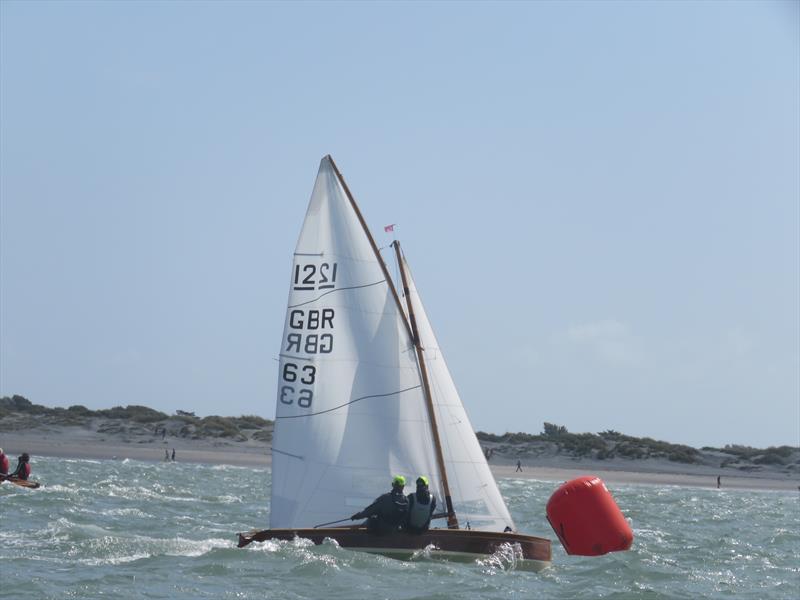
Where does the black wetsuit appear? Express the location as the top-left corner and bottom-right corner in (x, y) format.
(352, 489), (409, 534)
(8, 459), (30, 480)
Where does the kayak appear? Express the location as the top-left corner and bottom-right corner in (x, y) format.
(0, 478), (40, 489)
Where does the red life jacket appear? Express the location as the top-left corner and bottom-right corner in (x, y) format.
(0, 454), (9, 475)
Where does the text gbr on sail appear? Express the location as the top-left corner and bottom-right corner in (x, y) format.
(285, 308), (335, 354)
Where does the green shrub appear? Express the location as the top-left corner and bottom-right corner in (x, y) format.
(97, 405), (168, 423)
(543, 422), (568, 437)
(0, 395), (33, 410)
(754, 452), (787, 465)
(232, 415), (272, 429)
(252, 429), (273, 442)
(197, 416), (241, 438)
(616, 443), (645, 459)
(668, 448), (699, 464)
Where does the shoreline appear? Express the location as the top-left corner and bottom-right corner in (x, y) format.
(2, 431), (797, 491)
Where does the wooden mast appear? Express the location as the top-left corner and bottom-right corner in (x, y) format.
(325, 155), (413, 342)
(392, 240), (459, 529)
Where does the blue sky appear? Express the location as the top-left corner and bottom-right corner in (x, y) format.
(1, 1), (797, 448)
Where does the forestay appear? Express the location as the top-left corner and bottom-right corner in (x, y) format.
(400, 255), (516, 532)
(270, 156), (440, 529)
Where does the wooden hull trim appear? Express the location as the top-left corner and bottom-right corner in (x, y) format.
(1, 478), (40, 489)
(237, 527), (551, 570)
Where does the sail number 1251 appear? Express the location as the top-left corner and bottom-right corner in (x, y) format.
(280, 362), (316, 408)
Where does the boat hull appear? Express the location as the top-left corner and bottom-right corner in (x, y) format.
(1, 478), (40, 489)
(238, 527), (551, 570)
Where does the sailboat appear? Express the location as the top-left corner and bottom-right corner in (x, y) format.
(237, 155), (551, 569)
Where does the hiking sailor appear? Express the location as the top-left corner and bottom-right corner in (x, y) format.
(350, 475), (409, 534)
(406, 475), (437, 533)
(7, 453), (31, 480)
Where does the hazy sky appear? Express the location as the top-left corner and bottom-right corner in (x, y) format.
(1, 1), (798, 448)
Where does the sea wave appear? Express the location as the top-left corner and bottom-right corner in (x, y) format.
(1, 456), (797, 600)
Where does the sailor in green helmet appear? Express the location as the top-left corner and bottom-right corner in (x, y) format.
(350, 475), (409, 534)
(406, 476), (437, 533)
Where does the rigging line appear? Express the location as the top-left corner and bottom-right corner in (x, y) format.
(288, 279), (385, 309)
(275, 385), (422, 420)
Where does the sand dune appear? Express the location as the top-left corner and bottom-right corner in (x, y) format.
(2, 428), (797, 491)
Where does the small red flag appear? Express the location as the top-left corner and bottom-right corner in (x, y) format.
(384, 224), (395, 232)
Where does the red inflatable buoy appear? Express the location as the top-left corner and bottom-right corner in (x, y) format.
(546, 475), (633, 556)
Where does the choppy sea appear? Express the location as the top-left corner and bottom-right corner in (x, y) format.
(1, 456), (798, 599)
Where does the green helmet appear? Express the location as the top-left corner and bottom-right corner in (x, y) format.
(392, 475), (406, 487)
(416, 476), (429, 487)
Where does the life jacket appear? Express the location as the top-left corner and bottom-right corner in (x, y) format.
(407, 491), (436, 529)
(0, 454), (9, 475)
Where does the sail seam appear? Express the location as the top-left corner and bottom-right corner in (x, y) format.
(288, 280), (385, 308)
(275, 385), (422, 420)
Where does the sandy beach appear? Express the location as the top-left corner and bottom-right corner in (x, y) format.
(2, 429), (797, 491)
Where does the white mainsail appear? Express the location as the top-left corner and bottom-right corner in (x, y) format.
(400, 253), (516, 532)
(270, 157), (440, 529)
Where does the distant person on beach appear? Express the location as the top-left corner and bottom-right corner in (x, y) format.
(165, 449), (170, 461)
(0, 448), (9, 475)
(516, 460), (522, 472)
(7, 453), (31, 480)
(717, 475), (721, 489)
(350, 475), (409, 534)
(172, 448), (176, 461)
(406, 476), (437, 533)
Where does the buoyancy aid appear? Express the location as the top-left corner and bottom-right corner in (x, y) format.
(407, 491), (436, 529)
(0, 454), (9, 475)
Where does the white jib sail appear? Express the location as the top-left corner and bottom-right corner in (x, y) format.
(401, 254), (516, 532)
(270, 157), (440, 529)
